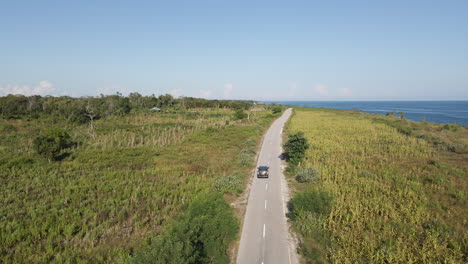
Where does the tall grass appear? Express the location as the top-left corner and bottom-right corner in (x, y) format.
(0, 108), (276, 263)
(287, 108), (467, 263)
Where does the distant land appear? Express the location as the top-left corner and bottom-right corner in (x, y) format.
(266, 101), (468, 126)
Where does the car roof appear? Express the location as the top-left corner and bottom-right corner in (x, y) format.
(258, 166), (269, 170)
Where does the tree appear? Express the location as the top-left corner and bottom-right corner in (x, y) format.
(158, 94), (175, 107)
(33, 128), (74, 162)
(283, 132), (309, 165)
(84, 99), (100, 139)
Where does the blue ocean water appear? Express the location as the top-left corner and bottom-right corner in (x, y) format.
(268, 101), (468, 126)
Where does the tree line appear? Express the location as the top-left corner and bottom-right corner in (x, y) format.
(0, 93), (254, 123)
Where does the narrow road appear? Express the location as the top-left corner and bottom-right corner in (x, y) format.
(237, 108), (297, 264)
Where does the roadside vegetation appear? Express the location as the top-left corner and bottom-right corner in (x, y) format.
(285, 107), (467, 263)
(0, 94), (280, 263)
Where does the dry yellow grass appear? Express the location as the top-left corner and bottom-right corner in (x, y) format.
(287, 107), (466, 263)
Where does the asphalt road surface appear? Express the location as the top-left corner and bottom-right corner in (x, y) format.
(237, 108), (297, 264)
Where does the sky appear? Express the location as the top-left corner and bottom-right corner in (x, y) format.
(1, 0), (467, 101)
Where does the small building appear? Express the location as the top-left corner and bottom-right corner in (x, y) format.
(150, 107), (161, 112)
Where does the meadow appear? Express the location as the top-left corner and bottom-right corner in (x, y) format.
(286, 107), (467, 263)
(0, 106), (277, 263)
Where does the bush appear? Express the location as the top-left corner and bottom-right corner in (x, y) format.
(233, 110), (248, 120)
(272, 106), (282, 114)
(33, 128), (74, 161)
(214, 173), (244, 194)
(289, 190), (333, 220)
(284, 132), (309, 165)
(296, 167), (320, 183)
(442, 123), (461, 132)
(132, 193), (238, 264)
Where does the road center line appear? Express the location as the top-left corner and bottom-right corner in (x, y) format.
(263, 224), (266, 238)
(265, 183), (268, 191)
(264, 200), (267, 209)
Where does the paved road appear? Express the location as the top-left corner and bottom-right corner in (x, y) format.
(237, 108), (297, 264)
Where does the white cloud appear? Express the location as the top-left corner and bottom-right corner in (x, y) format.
(170, 88), (182, 98)
(314, 84), (329, 95)
(0, 80), (56, 96)
(200, 90), (213, 99)
(339, 87), (352, 96)
(223, 83), (233, 98)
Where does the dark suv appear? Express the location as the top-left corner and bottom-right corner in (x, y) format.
(257, 166), (269, 178)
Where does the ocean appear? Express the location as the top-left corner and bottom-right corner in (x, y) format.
(267, 101), (468, 126)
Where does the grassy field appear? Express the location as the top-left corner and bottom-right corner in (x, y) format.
(286, 107), (467, 263)
(0, 108), (277, 263)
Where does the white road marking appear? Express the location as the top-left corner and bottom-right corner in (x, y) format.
(263, 224), (266, 238)
(265, 183), (268, 191)
(264, 200), (267, 209)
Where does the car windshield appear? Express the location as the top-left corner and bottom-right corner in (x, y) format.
(258, 166), (268, 171)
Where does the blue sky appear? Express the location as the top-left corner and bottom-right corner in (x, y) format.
(1, 0), (467, 100)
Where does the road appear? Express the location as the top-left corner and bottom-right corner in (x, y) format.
(237, 108), (297, 264)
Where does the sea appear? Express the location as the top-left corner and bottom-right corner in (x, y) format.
(267, 101), (468, 126)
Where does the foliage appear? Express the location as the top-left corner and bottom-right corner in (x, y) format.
(233, 109), (248, 120)
(0, 94), (255, 122)
(287, 107), (467, 263)
(283, 131), (309, 165)
(131, 193), (238, 264)
(33, 128), (74, 161)
(272, 106), (283, 114)
(289, 190), (333, 220)
(239, 138), (256, 167)
(442, 123), (461, 132)
(0, 123), (17, 133)
(295, 167), (320, 183)
(0, 106), (275, 263)
(214, 172), (244, 194)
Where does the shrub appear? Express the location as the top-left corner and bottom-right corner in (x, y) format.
(33, 128), (74, 161)
(233, 110), (247, 120)
(239, 138), (256, 167)
(214, 173), (244, 194)
(296, 167), (320, 183)
(239, 151), (252, 167)
(398, 112), (405, 119)
(272, 106), (282, 114)
(442, 123), (461, 132)
(284, 132), (309, 165)
(289, 190), (333, 220)
(132, 193), (238, 264)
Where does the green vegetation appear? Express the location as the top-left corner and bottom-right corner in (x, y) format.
(272, 106), (283, 114)
(295, 167), (320, 183)
(286, 107), (467, 263)
(0, 94), (277, 263)
(288, 190), (333, 220)
(131, 193), (238, 264)
(214, 173), (244, 194)
(233, 109), (248, 120)
(283, 131), (309, 165)
(33, 128), (75, 162)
